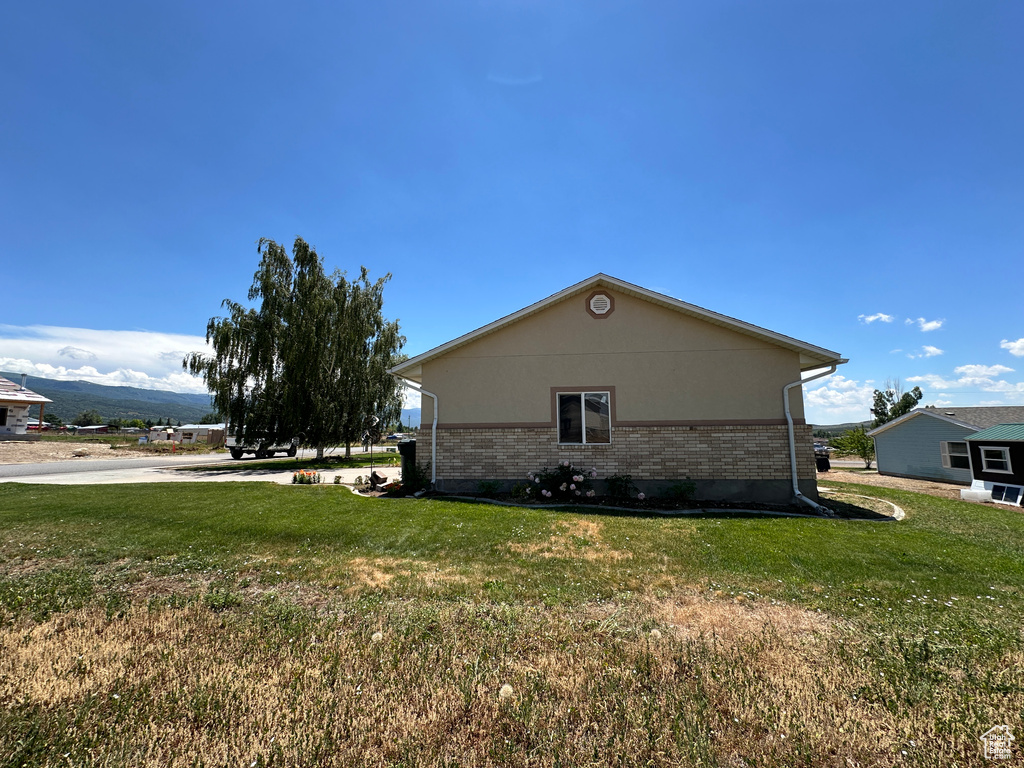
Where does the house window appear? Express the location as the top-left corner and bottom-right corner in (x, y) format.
(991, 485), (1022, 505)
(980, 446), (1012, 473)
(940, 441), (970, 470)
(558, 392), (610, 444)
(0, 407), (7, 427)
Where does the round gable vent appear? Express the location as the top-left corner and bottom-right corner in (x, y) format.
(586, 291), (614, 318)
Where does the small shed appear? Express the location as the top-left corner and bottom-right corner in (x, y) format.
(177, 423), (226, 446)
(0, 375), (53, 440)
(961, 424), (1024, 506)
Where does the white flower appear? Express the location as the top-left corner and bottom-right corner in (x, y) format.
(499, 684), (514, 700)
(560, 483), (567, 491)
(575, 490), (581, 496)
(561, 460), (569, 467)
(590, 470), (597, 479)
(586, 490), (595, 497)
(569, 484), (576, 490)
(573, 475), (583, 483)
(534, 478), (540, 483)
(371, 631), (383, 643)
(637, 493), (645, 500)
(542, 489), (552, 497)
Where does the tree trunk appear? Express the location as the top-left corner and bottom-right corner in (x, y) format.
(345, 442), (352, 459)
(317, 446), (325, 460)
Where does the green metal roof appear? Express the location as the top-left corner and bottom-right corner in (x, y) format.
(964, 423), (1024, 441)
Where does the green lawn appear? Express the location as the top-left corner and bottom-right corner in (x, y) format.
(1, 481), (1021, 766)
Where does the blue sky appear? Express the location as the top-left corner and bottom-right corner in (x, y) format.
(2, 1), (1022, 424)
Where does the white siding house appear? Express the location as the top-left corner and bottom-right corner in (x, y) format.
(0, 375), (53, 439)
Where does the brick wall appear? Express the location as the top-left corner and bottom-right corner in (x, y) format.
(419, 423), (816, 484)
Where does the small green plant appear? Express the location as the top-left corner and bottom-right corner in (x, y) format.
(292, 471), (322, 484)
(605, 473), (638, 500)
(666, 479), (697, 502)
(510, 482), (533, 501)
(402, 461), (432, 493)
(333, 475), (342, 484)
(203, 587), (244, 613)
(476, 480), (501, 497)
(528, 461), (597, 501)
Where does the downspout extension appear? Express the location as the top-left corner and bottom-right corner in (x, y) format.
(783, 362), (844, 516)
(390, 374), (438, 490)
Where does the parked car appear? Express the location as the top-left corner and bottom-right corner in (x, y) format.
(225, 434), (299, 460)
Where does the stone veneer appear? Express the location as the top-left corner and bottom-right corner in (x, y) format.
(418, 423), (818, 503)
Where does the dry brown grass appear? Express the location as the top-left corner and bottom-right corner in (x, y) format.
(507, 518), (635, 562)
(3, 591), (1016, 767)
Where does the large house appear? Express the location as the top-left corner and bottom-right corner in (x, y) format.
(0, 375), (52, 440)
(389, 275), (845, 506)
(868, 406), (1024, 485)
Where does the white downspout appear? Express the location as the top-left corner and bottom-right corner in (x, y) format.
(783, 361), (845, 515)
(390, 374), (438, 489)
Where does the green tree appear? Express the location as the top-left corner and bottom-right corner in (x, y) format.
(75, 409), (104, 427)
(125, 419), (147, 429)
(199, 412), (223, 424)
(831, 427), (876, 469)
(185, 237), (405, 460)
(871, 378), (924, 428)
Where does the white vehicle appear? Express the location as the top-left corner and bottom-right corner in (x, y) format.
(225, 434), (299, 460)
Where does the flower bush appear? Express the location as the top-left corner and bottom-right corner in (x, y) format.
(292, 470), (322, 485)
(527, 460), (597, 502)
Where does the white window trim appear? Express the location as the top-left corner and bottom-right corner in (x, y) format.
(940, 441), (971, 470)
(980, 446), (1013, 474)
(557, 391), (612, 446)
(990, 483), (1023, 506)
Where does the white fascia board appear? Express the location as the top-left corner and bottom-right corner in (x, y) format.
(389, 273), (844, 378)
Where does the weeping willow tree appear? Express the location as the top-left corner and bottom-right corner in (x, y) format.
(184, 237), (405, 459)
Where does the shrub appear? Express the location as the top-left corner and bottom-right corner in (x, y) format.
(476, 480), (501, 497)
(527, 461), (597, 501)
(605, 473), (638, 500)
(292, 471), (322, 485)
(666, 479), (697, 502)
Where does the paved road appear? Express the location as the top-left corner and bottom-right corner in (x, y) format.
(0, 446), (398, 486)
(0, 452), (238, 479)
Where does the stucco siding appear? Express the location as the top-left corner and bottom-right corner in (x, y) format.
(419, 289), (805, 426)
(873, 414), (973, 484)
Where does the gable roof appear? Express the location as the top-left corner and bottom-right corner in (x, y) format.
(0, 376), (52, 405)
(390, 274), (844, 381)
(867, 405), (1024, 437)
(964, 423), (1024, 442)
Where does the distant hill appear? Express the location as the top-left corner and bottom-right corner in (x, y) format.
(399, 408), (421, 429)
(811, 420), (872, 437)
(3, 372), (213, 425)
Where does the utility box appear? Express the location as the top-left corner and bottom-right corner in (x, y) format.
(398, 439), (416, 485)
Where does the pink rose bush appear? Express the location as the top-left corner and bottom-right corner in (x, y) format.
(527, 461), (597, 502)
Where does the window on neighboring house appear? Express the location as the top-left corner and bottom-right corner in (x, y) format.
(557, 392), (610, 444)
(940, 441), (970, 470)
(0, 407), (7, 426)
(980, 446), (1012, 473)
(991, 484), (1022, 505)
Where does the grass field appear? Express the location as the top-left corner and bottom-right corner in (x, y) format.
(1, 481), (1021, 766)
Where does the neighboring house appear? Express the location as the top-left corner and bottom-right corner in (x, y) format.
(868, 406), (1024, 485)
(77, 424), (110, 435)
(176, 423), (226, 446)
(389, 274), (845, 504)
(961, 424), (1024, 506)
(0, 375), (52, 440)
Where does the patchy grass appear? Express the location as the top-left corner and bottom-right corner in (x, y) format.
(0, 481), (1022, 766)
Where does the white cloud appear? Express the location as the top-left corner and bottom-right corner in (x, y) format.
(906, 317), (944, 332)
(0, 324), (212, 394)
(954, 364), (1013, 377)
(1001, 338), (1024, 357)
(907, 345), (944, 359)
(58, 345), (97, 361)
(906, 363), (1024, 404)
(858, 313), (894, 324)
(804, 375), (875, 422)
